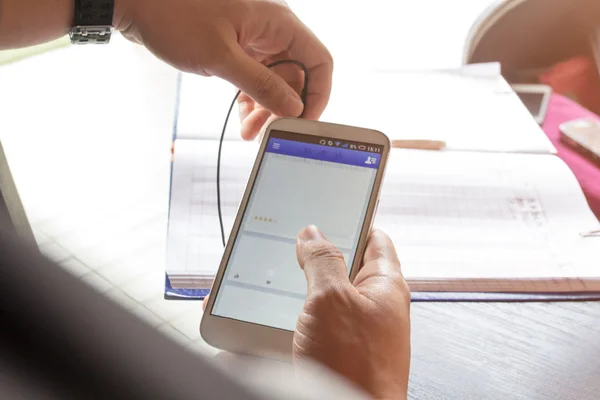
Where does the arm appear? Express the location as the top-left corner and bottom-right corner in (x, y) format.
(0, 0), (332, 146)
(0, 0), (128, 50)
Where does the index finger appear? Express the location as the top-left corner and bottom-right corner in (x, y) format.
(361, 229), (402, 273)
(352, 229), (408, 297)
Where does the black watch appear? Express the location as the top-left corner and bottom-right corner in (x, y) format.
(69, 0), (114, 44)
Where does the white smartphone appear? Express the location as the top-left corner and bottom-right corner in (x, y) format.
(200, 117), (390, 360)
(510, 83), (552, 125)
(560, 118), (600, 168)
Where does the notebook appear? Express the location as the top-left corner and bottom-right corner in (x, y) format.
(165, 65), (600, 300)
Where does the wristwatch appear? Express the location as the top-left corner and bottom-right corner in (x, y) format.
(69, 0), (114, 44)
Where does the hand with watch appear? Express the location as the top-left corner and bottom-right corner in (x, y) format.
(65, 0), (333, 141)
(0, 0), (330, 140)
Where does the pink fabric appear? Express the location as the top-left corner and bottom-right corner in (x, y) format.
(542, 94), (600, 220)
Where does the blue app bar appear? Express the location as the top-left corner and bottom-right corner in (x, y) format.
(266, 138), (380, 169)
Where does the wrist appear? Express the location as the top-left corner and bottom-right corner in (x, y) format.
(376, 392), (408, 400)
(0, 0), (74, 49)
(377, 393), (407, 400)
(372, 381), (408, 400)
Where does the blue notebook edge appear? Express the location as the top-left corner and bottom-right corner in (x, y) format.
(409, 291), (600, 302)
(164, 274), (209, 300)
(164, 273), (600, 302)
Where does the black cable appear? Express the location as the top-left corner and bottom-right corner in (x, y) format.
(217, 60), (309, 247)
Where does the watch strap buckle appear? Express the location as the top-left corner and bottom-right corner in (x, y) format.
(69, 26), (113, 44)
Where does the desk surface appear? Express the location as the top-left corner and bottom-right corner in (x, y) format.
(410, 302), (600, 399)
(1, 1), (599, 398)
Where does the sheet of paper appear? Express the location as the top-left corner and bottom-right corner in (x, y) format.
(319, 67), (555, 154)
(373, 149), (599, 288)
(165, 139), (258, 287)
(176, 64), (555, 154)
(165, 139), (599, 291)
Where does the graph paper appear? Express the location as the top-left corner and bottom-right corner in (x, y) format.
(373, 150), (599, 292)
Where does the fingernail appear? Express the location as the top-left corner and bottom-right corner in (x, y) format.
(299, 225), (323, 242)
(288, 92), (304, 116)
(238, 100), (252, 119)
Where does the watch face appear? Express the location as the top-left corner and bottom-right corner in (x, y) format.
(70, 26), (112, 44)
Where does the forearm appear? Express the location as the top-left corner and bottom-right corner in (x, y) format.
(0, 0), (129, 50)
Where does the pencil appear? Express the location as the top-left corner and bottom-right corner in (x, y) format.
(391, 139), (446, 151)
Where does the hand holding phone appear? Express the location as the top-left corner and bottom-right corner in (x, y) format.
(201, 118), (392, 359)
(202, 226), (411, 400)
(294, 226), (411, 400)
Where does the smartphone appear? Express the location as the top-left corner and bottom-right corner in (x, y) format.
(200, 118), (390, 359)
(560, 118), (600, 168)
(511, 84), (552, 125)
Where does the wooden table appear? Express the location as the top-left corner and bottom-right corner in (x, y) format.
(409, 302), (600, 399)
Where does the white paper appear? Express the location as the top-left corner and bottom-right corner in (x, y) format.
(176, 65), (555, 154)
(319, 67), (555, 154)
(374, 149), (599, 288)
(165, 139), (258, 286)
(166, 139), (599, 292)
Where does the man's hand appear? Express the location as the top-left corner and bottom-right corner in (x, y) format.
(1, 0), (331, 139)
(115, 0), (333, 140)
(294, 225), (411, 400)
(202, 226), (411, 400)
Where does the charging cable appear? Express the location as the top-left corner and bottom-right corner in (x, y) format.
(216, 60), (309, 247)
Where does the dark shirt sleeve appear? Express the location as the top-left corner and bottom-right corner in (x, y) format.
(0, 226), (367, 400)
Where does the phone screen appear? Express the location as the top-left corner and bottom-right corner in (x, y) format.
(210, 130), (385, 331)
(516, 91), (545, 117)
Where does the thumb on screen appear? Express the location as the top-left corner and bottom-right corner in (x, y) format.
(296, 225), (350, 296)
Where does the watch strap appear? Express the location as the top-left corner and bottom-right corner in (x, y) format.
(73, 0), (114, 26)
(70, 0), (114, 44)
